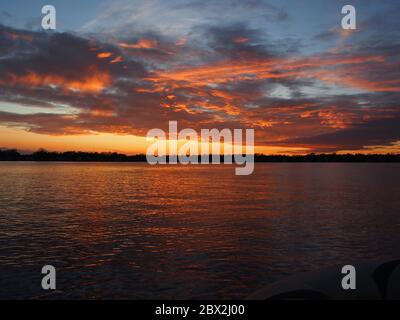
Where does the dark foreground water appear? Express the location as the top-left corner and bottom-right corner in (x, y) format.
(0, 162), (399, 299)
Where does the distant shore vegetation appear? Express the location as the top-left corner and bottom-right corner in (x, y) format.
(1, 148), (400, 162)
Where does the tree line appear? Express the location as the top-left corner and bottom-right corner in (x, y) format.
(1, 149), (400, 162)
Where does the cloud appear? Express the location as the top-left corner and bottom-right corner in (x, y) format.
(0, 6), (400, 155)
(284, 115), (400, 152)
(80, 0), (288, 37)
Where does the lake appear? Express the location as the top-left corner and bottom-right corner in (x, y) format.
(0, 162), (399, 299)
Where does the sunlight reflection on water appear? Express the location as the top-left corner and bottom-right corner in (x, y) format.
(0, 162), (399, 299)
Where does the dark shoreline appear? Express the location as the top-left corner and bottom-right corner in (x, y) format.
(1, 149), (400, 162)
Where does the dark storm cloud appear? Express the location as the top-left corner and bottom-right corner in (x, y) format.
(285, 115), (400, 152)
(0, 24), (146, 82)
(199, 23), (275, 60)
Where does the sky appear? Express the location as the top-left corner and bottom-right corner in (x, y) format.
(0, 0), (399, 154)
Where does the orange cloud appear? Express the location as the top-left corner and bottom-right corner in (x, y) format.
(312, 69), (400, 92)
(119, 39), (158, 49)
(232, 37), (249, 44)
(97, 52), (113, 59)
(3, 68), (111, 93)
(4, 31), (33, 42)
(142, 54), (394, 121)
(110, 56), (123, 64)
(146, 54), (386, 90)
(89, 109), (116, 117)
(175, 37), (188, 46)
(146, 59), (283, 87)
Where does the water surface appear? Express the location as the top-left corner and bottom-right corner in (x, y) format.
(0, 162), (399, 299)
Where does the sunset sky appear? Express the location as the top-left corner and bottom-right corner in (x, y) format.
(0, 0), (399, 154)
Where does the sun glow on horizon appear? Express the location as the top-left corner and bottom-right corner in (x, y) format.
(2, 126), (398, 155)
(0, 125), (315, 155)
